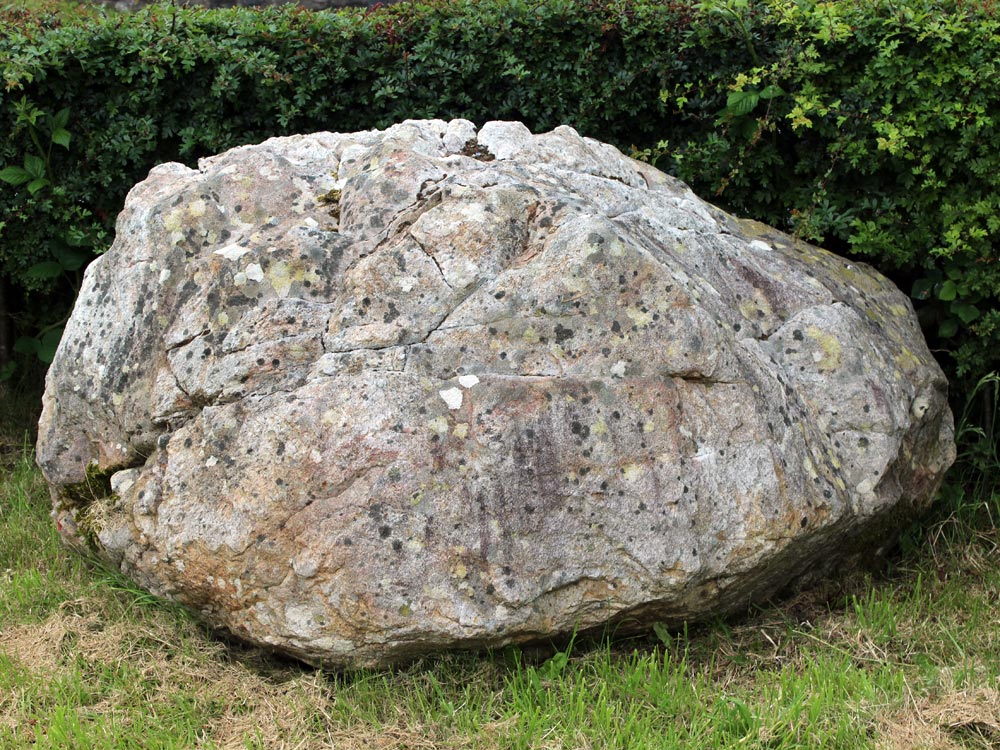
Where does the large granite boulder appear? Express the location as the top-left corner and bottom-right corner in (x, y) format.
(37, 119), (955, 668)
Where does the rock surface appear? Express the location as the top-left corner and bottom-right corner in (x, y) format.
(37, 119), (955, 668)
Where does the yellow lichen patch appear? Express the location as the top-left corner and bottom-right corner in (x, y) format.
(622, 463), (644, 481)
(163, 209), (184, 233)
(739, 292), (773, 323)
(427, 416), (449, 436)
(268, 261), (294, 297)
(452, 423), (469, 439)
(806, 326), (842, 370)
(625, 307), (654, 328)
(895, 347), (921, 371)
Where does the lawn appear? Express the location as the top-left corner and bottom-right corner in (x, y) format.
(1, 379), (999, 749)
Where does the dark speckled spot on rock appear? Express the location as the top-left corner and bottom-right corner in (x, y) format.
(379, 525), (392, 539)
(554, 324), (574, 344)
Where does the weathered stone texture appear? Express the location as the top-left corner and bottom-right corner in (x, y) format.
(37, 119), (955, 668)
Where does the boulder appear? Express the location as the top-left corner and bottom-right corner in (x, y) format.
(37, 119), (955, 668)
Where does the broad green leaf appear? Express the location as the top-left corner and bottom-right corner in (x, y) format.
(25, 261), (63, 280)
(13, 336), (40, 355)
(726, 90), (760, 117)
(938, 318), (959, 338)
(51, 107), (70, 130)
(26, 178), (50, 195)
(24, 154), (46, 179)
(652, 621), (671, 645)
(0, 166), (31, 186)
(951, 302), (980, 324)
(759, 84), (785, 99)
(938, 280), (958, 301)
(64, 228), (91, 247)
(53, 246), (90, 271)
(38, 328), (63, 364)
(51, 128), (71, 149)
(0, 360), (16, 381)
(911, 278), (934, 300)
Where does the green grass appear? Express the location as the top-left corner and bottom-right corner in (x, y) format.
(2, 380), (1000, 749)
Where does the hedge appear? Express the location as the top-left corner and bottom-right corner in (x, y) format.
(1, 0), (999, 426)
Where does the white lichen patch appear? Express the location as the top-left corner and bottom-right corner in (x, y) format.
(245, 263), (265, 283)
(214, 244), (252, 262)
(439, 387), (463, 410)
(458, 374), (480, 388)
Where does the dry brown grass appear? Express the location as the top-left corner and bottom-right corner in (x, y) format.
(0, 592), (518, 750)
(880, 686), (1000, 750)
(1, 594), (333, 749)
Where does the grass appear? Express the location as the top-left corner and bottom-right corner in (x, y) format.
(2, 379), (1000, 749)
